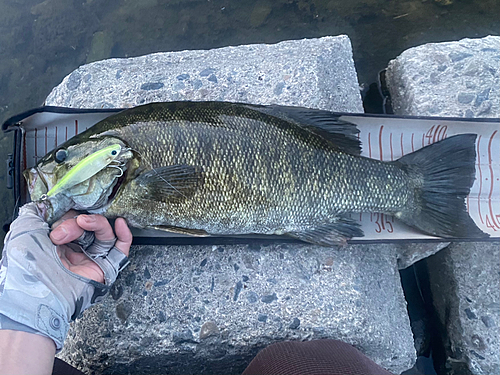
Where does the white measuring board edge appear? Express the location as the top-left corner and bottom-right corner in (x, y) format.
(342, 115), (499, 240)
(19, 110), (499, 241)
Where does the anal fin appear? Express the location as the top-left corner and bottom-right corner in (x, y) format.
(287, 216), (364, 246)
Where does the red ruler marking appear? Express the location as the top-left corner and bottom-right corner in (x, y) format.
(400, 133), (404, 156)
(75, 120), (78, 134)
(421, 133), (425, 148)
(55, 126), (58, 147)
(487, 130), (499, 229)
(379, 126), (384, 161)
(411, 133), (415, 152)
(389, 133), (394, 161)
(368, 133), (372, 158)
(65, 127), (68, 141)
(477, 136), (484, 225)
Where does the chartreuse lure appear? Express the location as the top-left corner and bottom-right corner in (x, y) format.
(45, 144), (122, 197)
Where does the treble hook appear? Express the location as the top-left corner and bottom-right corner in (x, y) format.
(108, 165), (124, 178)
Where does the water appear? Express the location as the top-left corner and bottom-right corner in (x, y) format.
(0, 0), (499, 232)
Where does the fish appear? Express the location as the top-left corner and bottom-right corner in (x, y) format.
(24, 101), (488, 245)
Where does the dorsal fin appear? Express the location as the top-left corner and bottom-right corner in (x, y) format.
(247, 104), (362, 156)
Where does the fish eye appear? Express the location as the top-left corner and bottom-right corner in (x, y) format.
(54, 148), (68, 163)
(111, 150), (117, 156)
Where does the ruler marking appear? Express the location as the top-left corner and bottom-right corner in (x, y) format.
(75, 120), (78, 134)
(390, 133), (394, 161)
(55, 126), (58, 147)
(433, 125), (439, 144)
(44, 127), (47, 155)
(400, 133), (404, 156)
(487, 130), (499, 229)
(379, 126), (384, 161)
(368, 133), (372, 158)
(421, 133), (425, 148)
(65, 127), (68, 141)
(477, 136), (484, 225)
(411, 133), (415, 152)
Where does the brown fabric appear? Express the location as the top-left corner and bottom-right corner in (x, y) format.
(242, 339), (393, 375)
(53, 358), (85, 375)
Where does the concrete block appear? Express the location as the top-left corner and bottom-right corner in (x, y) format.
(45, 35), (364, 113)
(426, 243), (500, 375)
(385, 36), (500, 118)
(60, 243), (415, 374)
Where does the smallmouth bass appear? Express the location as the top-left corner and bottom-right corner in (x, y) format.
(25, 101), (488, 245)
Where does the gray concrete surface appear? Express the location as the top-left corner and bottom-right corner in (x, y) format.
(386, 35), (500, 118)
(62, 244), (415, 374)
(49, 36), (419, 374)
(45, 35), (364, 113)
(386, 35), (500, 375)
(426, 243), (500, 375)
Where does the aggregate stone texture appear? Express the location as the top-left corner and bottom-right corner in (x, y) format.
(58, 243), (415, 374)
(385, 36), (500, 118)
(45, 35), (364, 113)
(426, 243), (500, 375)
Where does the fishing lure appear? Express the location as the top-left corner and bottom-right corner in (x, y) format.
(43, 144), (122, 198)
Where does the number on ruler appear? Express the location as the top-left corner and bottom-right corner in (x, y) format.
(425, 125), (448, 145)
(372, 213), (394, 233)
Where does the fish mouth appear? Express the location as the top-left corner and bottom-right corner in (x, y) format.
(24, 167), (49, 200)
(106, 167), (127, 204)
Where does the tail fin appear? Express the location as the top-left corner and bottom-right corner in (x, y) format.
(396, 134), (488, 238)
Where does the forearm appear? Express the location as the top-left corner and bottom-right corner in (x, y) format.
(0, 330), (55, 375)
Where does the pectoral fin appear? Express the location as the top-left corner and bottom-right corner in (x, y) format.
(287, 217), (364, 246)
(135, 165), (203, 203)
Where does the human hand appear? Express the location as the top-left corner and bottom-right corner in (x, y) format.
(50, 210), (132, 283)
(0, 203), (133, 351)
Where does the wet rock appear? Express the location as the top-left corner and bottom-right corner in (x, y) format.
(250, 1), (272, 28)
(86, 30), (114, 64)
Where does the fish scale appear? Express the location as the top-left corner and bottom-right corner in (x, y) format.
(27, 101), (487, 245)
(104, 105), (411, 233)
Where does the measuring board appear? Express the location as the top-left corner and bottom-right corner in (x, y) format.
(4, 107), (499, 242)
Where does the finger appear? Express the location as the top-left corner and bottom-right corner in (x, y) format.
(76, 214), (116, 241)
(113, 218), (132, 256)
(51, 210), (80, 229)
(50, 217), (84, 245)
